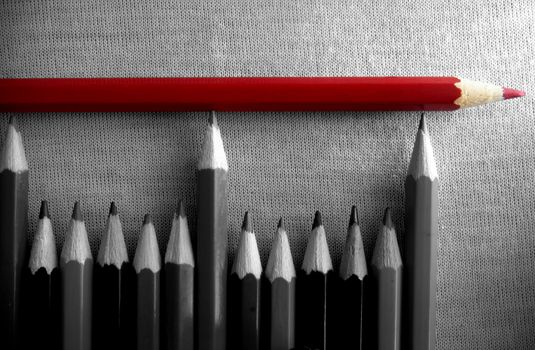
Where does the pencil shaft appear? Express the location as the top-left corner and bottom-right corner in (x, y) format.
(269, 278), (295, 350)
(197, 169), (228, 350)
(165, 263), (194, 350)
(137, 269), (160, 350)
(335, 276), (364, 350)
(404, 177), (439, 350)
(0, 170), (28, 349)
(25, 267), (60, 349)
(62, 260), (93, 350)
(229, 274), (261, 350)
(374, 268), (403, 350)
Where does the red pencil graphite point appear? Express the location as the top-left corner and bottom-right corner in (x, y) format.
(502, 87), (525, 100)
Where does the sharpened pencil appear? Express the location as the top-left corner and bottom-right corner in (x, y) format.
(26, 201), (60, 349)
(61, 202), (93, 350)
(164, 201), (195, 350)
(0, 77), (524, 112)
(94, 202), (135, 350)
(229, 212), (262, 350)
(371, 208), (403, 350)
(0, 116), (28, 349)
(133, 214), (161, 350)
(404, 115), (439, 350)
(296, 211), (334, 350)
(265, 218), (296, 350)
(197, 112), (229, 350)
(336, 206), (368, 350)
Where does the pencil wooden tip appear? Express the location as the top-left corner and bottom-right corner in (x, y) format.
(349, 206), (359, 226)
(313, 211), (322, 229)
(418, 113), (427, 133)
(277, 217), (284, 229)
(8, 115), (19, 131)
(143, 214), (152, 225)
(242, 211), (252, 231)
(383, 207), (393, 228)
(109, 202), (118, 216)
(71, 202), (82, 221)
(177, 200), (186, 218)
(502, 87), (525, 100)
(39, 200), (50, 219)
(209, 111), (218, 127)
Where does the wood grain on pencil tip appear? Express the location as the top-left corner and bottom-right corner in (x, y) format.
(0, 77), (524, 112)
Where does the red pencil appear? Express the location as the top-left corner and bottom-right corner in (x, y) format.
(0, 77), (524, 112)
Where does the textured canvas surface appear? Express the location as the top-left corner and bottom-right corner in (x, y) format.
(1, 0), (534, 348)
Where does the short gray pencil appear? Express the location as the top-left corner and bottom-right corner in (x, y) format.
(404, 114), (439, 350)
(60, 202), (93, 350)
(371, 208), (403, 350)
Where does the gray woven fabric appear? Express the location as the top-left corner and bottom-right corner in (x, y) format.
(1, 0), (534, 348)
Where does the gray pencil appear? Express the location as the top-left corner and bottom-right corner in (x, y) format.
(164, 201), (195, 350)
(404, 114), (439, 350)
(0, 116), (28, 349)
(133, 214), (161, 350)
(265, 218), (296, 350)
(371, 208), (403, 350)
(60, 202), (93, 350)
(197, 112), (229, 350)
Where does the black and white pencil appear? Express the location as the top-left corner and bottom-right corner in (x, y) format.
(229, 212), (262, 350)
(0, 116), (28, 349)
(133, 214), (161, 350)
(61, 202), (93, 350)
(297, 211), (334, 350)
(404, 115), (439, 350)
(265, 218), (296, 350)
(26, 201), (60, 349)
(336, 206), (368, 350)
(164, 201), (195, 350)
(371, 208), (403, 350)
(94, 202), (135, 350)
(197, 111), (229, 350)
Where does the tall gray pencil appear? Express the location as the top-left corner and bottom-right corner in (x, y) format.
(60, 202), (93, 350)
(265, 218), (296, 350)
(229, 212), (262, 350)
(404, 114), (439, 350)
(164, 201), (195, 350)
(133, 214), (161, 350)
(371, 208), (403, 350)
(337, 206), (367, 350)
(0, 116), (28, 349)
(196, 112), (228, 350)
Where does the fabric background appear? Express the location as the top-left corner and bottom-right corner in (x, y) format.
(1, 0), (534, 348)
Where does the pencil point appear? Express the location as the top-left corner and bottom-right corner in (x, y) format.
(178, 200), (186, 218)
(313, 211), (322, 229)
(109, 202), (118, 216)
(209, 111), (218, 127)
(71, 202), (82, 221)
(8, 115), (19, 131)
(349, 206), (359, 226)
(39, 200), (50, 219)
(242, 211), (252, 232)
(277, 217), (284, 229)
(502, 87), (525, 100)
(143, 214), (152, 225)
(383, 207), (393, 229)
(418, 113), (428, 133)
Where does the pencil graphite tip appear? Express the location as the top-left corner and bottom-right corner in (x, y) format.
(39, 200), (50, 219)
(242, 211), (252, 232)
(383, 207), (393, 229)
(277, 217), (284, 229)
(143, 214), (152, 225)
(349, 205), (359, 226)
(418, 113), (428, 133)
(72, 201), (82, 221)
(8, 115), (20, 131)
(209, 111), (218, 127)
(178, 200), (186, 218)
(502, 87), (525, 100)
(109, 202), (118, 216)
(313, 211), (323, 229)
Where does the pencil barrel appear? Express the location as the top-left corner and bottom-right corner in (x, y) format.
(374, 268), (403, 350)
(164, 263), (194, 350)
(137, 269), (160, 350)
(334, 275), (365, 350)
(0, 170), (28, 350)
(268, 278), (295, 350)
(229, 274), (261, 350)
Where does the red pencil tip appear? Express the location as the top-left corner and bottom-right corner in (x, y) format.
(502, 87), (525, 100)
